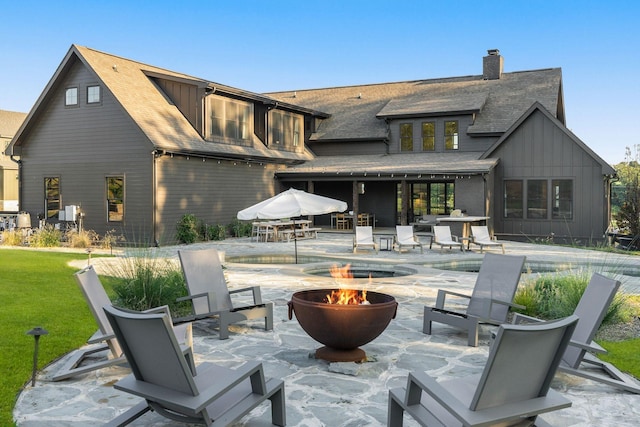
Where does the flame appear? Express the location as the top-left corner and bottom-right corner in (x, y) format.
(326, 288), (368, 305)
(330, 263), (353, 280)
(327, 263), (370, 304)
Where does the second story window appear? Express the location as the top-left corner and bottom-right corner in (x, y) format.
(400, 123), (413, 151)
(422, 122), (435, 151)
(87, 85), (101, 104)
(209, 97), (251, 141)
(271, 111), (302, 149)
(65, 87), (78, 106)
(445, 120), (458, 150)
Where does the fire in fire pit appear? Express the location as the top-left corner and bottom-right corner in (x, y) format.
(288, 288), (397, 362)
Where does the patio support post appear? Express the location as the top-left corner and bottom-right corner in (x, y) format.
(400, 180), (409, 225)
(352, 180), (359, 232)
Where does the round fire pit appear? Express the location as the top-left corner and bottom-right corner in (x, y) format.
(288, 289), (397, 362)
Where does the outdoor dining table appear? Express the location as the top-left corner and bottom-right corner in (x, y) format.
(255, 219), (312, 242)
(436, 216), (489, 238)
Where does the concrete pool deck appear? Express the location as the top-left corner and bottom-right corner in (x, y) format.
(13, 232), (640, 426)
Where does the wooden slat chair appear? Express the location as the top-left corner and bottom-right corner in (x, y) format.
(389, 315), (578, 427)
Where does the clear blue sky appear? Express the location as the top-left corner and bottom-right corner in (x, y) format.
(1, 0), (638, 165)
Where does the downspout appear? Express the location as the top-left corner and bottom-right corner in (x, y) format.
(10, 154), (22, 211)
(152, 150), (160, 246)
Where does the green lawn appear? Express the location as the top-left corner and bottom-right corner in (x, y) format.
(0, 250), (95, 427)
(1, 249), (638, 426)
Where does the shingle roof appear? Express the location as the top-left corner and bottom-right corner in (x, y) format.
(12, 45), (314, 163)
(267, 68), (562, 141)
(74, 46), (315, 162)
(276, 152), (498, 177)
(0, 110), (27, 138)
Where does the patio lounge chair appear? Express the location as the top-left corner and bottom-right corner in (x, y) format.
(353, 225), (379, 253)
(53, 265), (192, 381)
(470, 225), (505, 253)
(423, 253), (526, 346)
(178, 248), (274, 340)
(389, 315), (578, 427)
(430, 225), (463, 252)
(513, 273), (640, 394)
(394, 225), (423, 253)
(103, 305), (286, 427)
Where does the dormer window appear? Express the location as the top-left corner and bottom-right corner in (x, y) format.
(208, 97), (251, 141)
(65, 87), (78, 106)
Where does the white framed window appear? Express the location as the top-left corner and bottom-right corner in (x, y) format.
(87, 85), (101, 104)
(65, 87), (78, 106)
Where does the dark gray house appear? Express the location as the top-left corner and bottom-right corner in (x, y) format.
(8, 45), (615, 244)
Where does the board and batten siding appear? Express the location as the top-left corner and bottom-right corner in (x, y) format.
(491, 109), (608, 240)
(155, 155), (282, 244)
(19, 60), (155, 241)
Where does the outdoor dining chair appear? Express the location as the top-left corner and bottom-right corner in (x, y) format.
(423, 253), (526, 346)
(389, 315), (578, 427)
(178, 247), (274, 339)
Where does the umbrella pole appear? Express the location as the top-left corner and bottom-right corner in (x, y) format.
(294, 219), (298, 264)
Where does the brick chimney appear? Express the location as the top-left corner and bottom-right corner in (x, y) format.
(483, 49), (503, 80)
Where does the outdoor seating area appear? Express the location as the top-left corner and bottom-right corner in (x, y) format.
(14, 233), (640, 426)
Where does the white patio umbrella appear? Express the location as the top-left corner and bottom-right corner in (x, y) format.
(237, 188), (348, 263)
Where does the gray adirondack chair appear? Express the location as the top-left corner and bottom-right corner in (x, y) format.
(53, 265), (192, 381)
(178, 248), (273, 339)
(423, 253), (526, 346)
(103, 305), (286, 427)
(389, 315), (578, 427)
(514, 272), (640, 394)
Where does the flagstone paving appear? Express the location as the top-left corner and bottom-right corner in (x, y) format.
(13, 232), (640, 426)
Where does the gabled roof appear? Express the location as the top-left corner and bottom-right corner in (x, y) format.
(481, 101), (615, 175)
(1, 109), (26, 163)
(0, 109), (27, 138)
(276, 152), (498, 178)
(267, 68), (563, 141)
(10, 45), (319, 163)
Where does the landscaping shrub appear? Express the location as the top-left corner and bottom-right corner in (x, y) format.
(0, 229), (23, 246)
(176, 213), (199, 244)
(100, 229), (125, 250)
(67, 229), (98, 248)
(205, 224), (226, 241)
(106, 251), (191, 318)
(229, 219), (252, 237)
(514, 269), (630, 326)
(28, 224), (62, 247)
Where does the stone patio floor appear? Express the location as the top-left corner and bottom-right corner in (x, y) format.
(13, 231), (640, 426)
